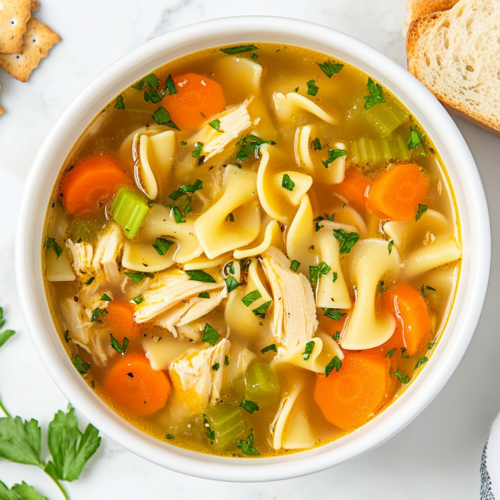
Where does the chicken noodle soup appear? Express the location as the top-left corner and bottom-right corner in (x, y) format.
(43, 43), (461, 457)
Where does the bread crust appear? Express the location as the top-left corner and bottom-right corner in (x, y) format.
(407, 0), (459, 19)
(406, 7), (500, 135)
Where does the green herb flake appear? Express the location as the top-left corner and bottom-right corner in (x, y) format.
(185, 269), (216, 283)
(395, 369), (410, 384)
(379, 280), (388, 293)
(85, 277), (95, 285)
(220, 44), (259, 55)
(90, 308), (107, 323)
(306, 79), (319, 96)
(261, 344), (277, 354)
(209, 119), (221, 131)
(428, 341), (436, 349)
(333, 228), (359, 254)
(165, 433), (175, 440)
(313, 137), (322, 150)
(252, 301), (271, 319)
(100, 294), (112, 302)
(282, 173), (295, 191)
(227, 213), (235, 222)
(180, 141), (187, 147)
(163, 74), (177, 95)
(151, 107), (180, 130)
(198, 292), (210, 299)
(363, 78), (385, 109)
(415, 204), (428, 222)
(237, 433), (259, 455)
(152, 237), (175, 256)
(64, 330), (70, 343)
(224, 355), (229, 366)
(46, 238), (62, 259)
(332, 272), (338, 283)
(192, 142), (204, 158)
(333, 332), (340, 342)
(310, 262), (331, 283)
(125, 271), (154, 284)
(211, 363), (220, 371)
(322, 148), (347, 168)
(133, 294), (143, 305)
(322, 309), (346, 321)
(132, 73), (159, 90)
(168, 179), (203, 201)
(144, 90), (163, 103)
(407, 128), (425, 150)
(317, 60), (344, 78)
(325, 356), (342, 377)
(202, 323), (220, 346)
(302, 340), (315, 361)
(415, 356), (429, 369)
(236, 134), (276, 161)
(401, 347), (409, 359)
(385, 348), (396, 358)
(250, 53), (259, 61)
(169, 206), (186, 224)
(290, 260), (300, 272)
(225, 276), (240, 293)
(73, 355), (90, 375)
(114, 95), (125, 109)
(240, 400), (259, 414)
(388, 239), (394, 255)
(242, 290), (262, 307)
(110, 334), (129, 355)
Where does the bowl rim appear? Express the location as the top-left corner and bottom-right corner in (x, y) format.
(16, 15), (491, 482)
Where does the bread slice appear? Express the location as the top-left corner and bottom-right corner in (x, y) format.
(407, 0), (500, 135)
(404, 0), (459, 34)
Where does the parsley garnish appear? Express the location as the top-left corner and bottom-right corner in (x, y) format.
(302, 340), (315, 361)
(227, 213), (234, 222)
(225, 276), (240, 293)
(165, 433), (175, 440)
(46, 238), (62, 259)
(313, 137), (322, 150)
(169, 205), (186, 223)
(85, 277), (95, 285)
(168, 179), (203, 201)
(322, 148), (347, 167)
(64, 330), (70, 343)
(322, 309), (346, 321)
(203, 415), (215, 441)
(144, 90), (163, 103)
(192, 142), (203, 158)
(220, 44), (259, 54)
(90, 308), (107, 323)
(379, 281), (388, 292)
(110, 334), (129, 355)
(363, 78), (385, 109)
(401, 347), (409, 359)
(163, 74), (177, 95)
(224, 355), (229, 366)
(306, 79), (319, 96)
(385, 348), (396, 358)
(420, 284), (437, 298)
(242, 290), (262, 307)
(151, 107), (180, 130)
(125, 271), (154, 284)
(388, 240), (394, 255)
(333, 332), (340, 342)
(415, 204), (428, 221)
(395, 369), (410, 384)
(310, 262), (331, 283)
(250, 53), (259, 61)
(236, 135), (276, 161)
(237, 433), (259, 455)
(317, 60), (344, 78)
(180, 141), (187, 147)
(209, 119), (220, 131)
(73, 355), (90, 375)
(132, 73), (159, 90)
(428, 341), (436, 349)
(198, 292), (210, 299)
(240, 400), (259, 414)
(133, 294), (143, 305)
(325, 356), (342, 377)
(261, 344), (277, 354)
(281, 173), (295, 191)
(290, 260), (300, 272)
(185, 269), (216, 283)
(407, 128), (425, 150)
(100, 294), (112, 302)
(333, 229), (359, 254)
(211, 363), (220, 371)
(415, 356), (428, 369)
(114, 95), (125, 109)
(252, 301), (271, 319)
(202, 324), (220, 346)
(152, 237), (175, 256)
(332, 272), (338, 283)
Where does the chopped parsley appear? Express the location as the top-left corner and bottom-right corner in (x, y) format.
(415, 356), (428, 369)
(192, 142), (204, 158)
(202, 324), (220, 346)
(132, 73), (159, 90)
(290, 260), (300, 272)
(224, 355), (229, 366)
(236, 135), (276, 161)
(163, 74), (177, 95)
(428, 341), (436, 349)
(420, 284), (437, 298)
(332, 332), (340, 342)
(332, 272), (338, 283)
(125, 271), (154, 284)
(325, 356), (342, 377)
(90, 308), (107, 323)
(261, 344), (277, 354)
(317, 60), (344, 78)
(237, 433), (259, 455)
(252, 301), (271, 319)
(144, 90), (163, 103)
(385, 348), (396, 358)
(322, 148), (347, 168)
(220, 44), (259, 55)
(133, 294), (143, 305)
(114, 95), (125, 109)
(306, 79), (319, 96)
(225, 276), (240, 293)
(168, 179), (203, 201)
(395, 369), (410, 384)
(180, 141), (187, 147)
(240, 400), (259, 414)
(322, 309), (346, 321)
(363, 78), (385, 109)
(46, 238), (62, 258)
(379, 280), (388, 292)
(64, 330), (71, 343)
(334, 229), (359, 254)
(250, 53), (259, 61)
(151, 107), (179, 130)
(227, 213), (234, 222)
(185, 270), (216, 283)
(211, 363), (220, 371)
(152, 237), (175, 256)
(302, 340), (315, 361)
(110, 334), (129, 355)
(169, 206), (186, 223)
(313, 137), (322, 150)
(388, 240), (394, 255)
(415, 204), (428, 221)
(198, 292), (210, 299)
(165, 433), (175, 440)
(282, 174), (295, 191)
(407, 128), (425, 150)
(85, 277), (95, 285)
(401, 347), (409, 359)
(310, 262), (331, 283)
(73, 355), (90, 375)
(209, 119), (220, 131)
(100, 294), (112, 302)
(242, 290), (262, 307)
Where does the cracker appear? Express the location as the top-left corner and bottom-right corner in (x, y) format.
(31, 1), (39, 11)
(0, 0), (32, 54)
(0, 17), (60, 82)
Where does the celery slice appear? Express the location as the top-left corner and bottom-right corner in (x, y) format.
(351, 134), (410, 168)
(203, 404), (246, 452)
(110, 187), (149, 239)
(244, 362), (280, 402)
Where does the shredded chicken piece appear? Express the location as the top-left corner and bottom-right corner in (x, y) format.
(134, 270), (225, 323)
(201, 100), (253, 162)
(170, 339), (230, 414)
(66, 240), (94, 276)
(262, 247), (318, 353)
(92, 223), (123, 281)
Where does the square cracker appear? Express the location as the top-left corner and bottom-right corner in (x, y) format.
(0, 17), (61, 82)
(0, 0), (33, 54)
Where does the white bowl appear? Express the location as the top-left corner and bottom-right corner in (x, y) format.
(16, 16), (490, 482)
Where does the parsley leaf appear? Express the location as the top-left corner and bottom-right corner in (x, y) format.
(250, 53), (259, 61)
(317, 60), (344, 78)
(163, 74), (177, 95)
(114, 95), (125, 109)
(151, 107), (180, 130)
(302, 340), (315, 361)
(322, 148), (347, 168)
(192, 142), (203, 158)
(109, 335), (129, 355)
(180, 141), (187, 147)
(0, 330), (15, 349)
(240, 400), (259, 414)
(237, 433), (260, 455)
(0, 415), (43, 466)
(168, 179), (203, 200)
(415, 204), (428, 221)
(211, 363), (220, 371)
(363, 78), (385, 109)
(310, 262), (331, 283)
(100, 294), (111, 302)
(395, 369), (410, 384)
(325, 356), (342, 377)
(333, 229), (359, 254)
(415, 356), (428, 369)
(322, 309), (346, 321)
(242, 290), (262, 307)
(46, 238), (62, 259)
(125, 271), (154, 284)
(225, 276), (240, 293)
(133, 294), (143, 305)
(252, 301), (271, 319)
(428, 341), (436, 349)
(220, 44), (258, 54)
(73, 355), (90, 375)
(261, 344), (277, 354)
(85, 277), (95, 285)
(152, 237), (174, 256)
(202, 324), (220, 346)
(132, 73), (159, 90)
(407, 128), (424, 150)
(306, 79), (319, 96)
(144, 90), (163, 103)
(209, 119), (220, 131)
(313, 137), (322, 150)
(64, 330), (70, 343)
(169, 206), (186, 223)
(90, 308), (107, 323)
(44, 406), (101, 482)
(236, 135), (276, 161)
(282, 174), (295, 191)
(385, 348), (396, 358)
(165, 433), (175, 440)
(332, 332), (340, 342)
(290, 260), (300, 272)
(332, 272), (338, 283)
(0, 481), (48, 500)
(388, 240), (393, 255)
(185, 270), (216, 283)
(198, 292), (210, 299)
(401, 347), (409, 359)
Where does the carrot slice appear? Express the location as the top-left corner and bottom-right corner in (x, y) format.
(367, 163), (429, 221)
(335, 169), (369, 207)
(383, 283), (430, 355)
(162, 73), (226, 130)
(105, 300), (140, 343)
(314, 351), (392, 430)
(102, 354), (171, 417)
(60, 156), (131, 217)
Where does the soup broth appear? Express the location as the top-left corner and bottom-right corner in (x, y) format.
(43, 43), (461, 457)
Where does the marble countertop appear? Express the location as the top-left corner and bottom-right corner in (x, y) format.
(1, 0), (499, 498)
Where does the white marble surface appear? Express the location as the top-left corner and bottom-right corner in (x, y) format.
(0, 0), (499, 498)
